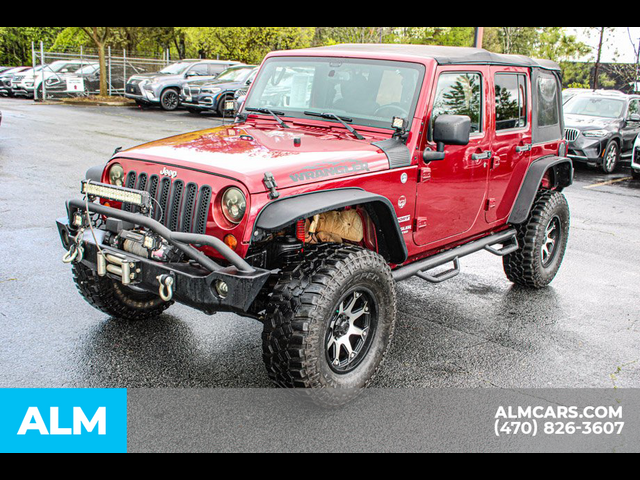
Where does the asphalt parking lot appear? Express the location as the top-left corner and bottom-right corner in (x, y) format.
(0, 97), (639, 391)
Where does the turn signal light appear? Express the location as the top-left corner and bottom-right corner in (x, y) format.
(224, 235), (238, 251)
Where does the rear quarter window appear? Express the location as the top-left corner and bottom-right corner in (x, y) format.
(537, 77), (560, 127)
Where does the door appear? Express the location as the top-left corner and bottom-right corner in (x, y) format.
(414, 67), (491, 247)
(622, 98), (640, 154)
(486, 69), (533, 224)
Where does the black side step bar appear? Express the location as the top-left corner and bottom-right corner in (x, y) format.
(393, 229), (519, 283)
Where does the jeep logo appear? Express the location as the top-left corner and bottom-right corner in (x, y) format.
(160, 168), (178, 179)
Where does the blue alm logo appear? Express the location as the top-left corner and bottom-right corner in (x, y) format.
(0, 389), (127, 453)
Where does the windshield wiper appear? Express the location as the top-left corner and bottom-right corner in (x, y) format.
(245, 108), (290, 129)
(303, 111), (365, 140)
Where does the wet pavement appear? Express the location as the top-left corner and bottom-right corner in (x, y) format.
(0, 97), (638, 391)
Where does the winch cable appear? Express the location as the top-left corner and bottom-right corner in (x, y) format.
(84, 183), (105, 258)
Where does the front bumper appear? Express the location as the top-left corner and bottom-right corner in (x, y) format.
(58, 200), (272, 316)
(12, 87), (33, 97)
(632, 148), (640, 172)
(566, 135), (609, 164)
(125, 85), (159, 104)
(182, 94), (217, 111)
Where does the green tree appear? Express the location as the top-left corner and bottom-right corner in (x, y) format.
(0, 27), (66, 65)
(79, 27), (115, 96)
(182, 27), (314, 64)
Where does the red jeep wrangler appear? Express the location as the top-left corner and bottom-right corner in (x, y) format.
(58, 45), (573, 403)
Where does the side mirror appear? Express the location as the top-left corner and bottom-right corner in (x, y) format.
(423, 115), (472, 162)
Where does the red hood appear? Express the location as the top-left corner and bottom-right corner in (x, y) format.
(116, 123), (392, 194)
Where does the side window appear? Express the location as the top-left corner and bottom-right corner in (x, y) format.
(537, 77), (559, 127)
(189, 64), (210, 76)
(432, 72), (483, 134)
(628, 99), (639, 117)
(209, 65), (225, 76)
(495, 73), (528, 131)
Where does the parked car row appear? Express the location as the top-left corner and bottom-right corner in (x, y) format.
(563, 90), (640, 174)
(125, 59), (242, 111)
(181, 65), (257, 116)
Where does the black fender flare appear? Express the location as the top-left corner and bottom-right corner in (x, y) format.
(85, 165), (105, 182)
(254, 188), (408, 264)
(509, 156), (574, 225)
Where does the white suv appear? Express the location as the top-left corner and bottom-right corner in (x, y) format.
(15, 61), (87, 98)
(632, 136), (640, 180)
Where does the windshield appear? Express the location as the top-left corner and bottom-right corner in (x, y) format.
(160, 62), (193, 75)
(75, 64), (99, 75)
(565, 96), (626, 119)
(1, 67), (27, 76)
(243, 57), (425, 130)
(49, 62), (83, 73)
(217, 67), (255, 83)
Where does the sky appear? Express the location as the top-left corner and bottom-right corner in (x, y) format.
(571, 27), (640, 63)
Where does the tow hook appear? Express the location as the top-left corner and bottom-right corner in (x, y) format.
(63, 228), (85, 265)
(157, 274), (175, 303)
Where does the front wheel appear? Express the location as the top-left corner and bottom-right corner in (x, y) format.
(160, 89), (180, 111)
(602, 142), (620, 174)
(504, 191), (570, 289)
(262, 245), (397, 407)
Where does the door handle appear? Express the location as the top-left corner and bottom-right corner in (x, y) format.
(472, 151), (493, 161)
(516, 144), (533, 153)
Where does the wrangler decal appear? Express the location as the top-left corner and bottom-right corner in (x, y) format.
(290, 160), (370, 183)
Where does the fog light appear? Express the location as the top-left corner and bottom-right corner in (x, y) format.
(215, 280), (229, 299)
(224, 235), (238, 251)
(73, 213), (84, 227)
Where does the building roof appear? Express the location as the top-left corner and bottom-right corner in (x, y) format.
(300, 44), (561, 71)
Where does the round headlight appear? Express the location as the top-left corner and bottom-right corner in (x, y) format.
(108, 163), (125, 187)
(221, 187), (247, 225)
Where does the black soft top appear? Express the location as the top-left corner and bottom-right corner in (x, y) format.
(309, 44), (561, 71)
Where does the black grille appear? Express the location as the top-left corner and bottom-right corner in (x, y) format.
(121, 171), (212, 235)
(564, 128), (580, 143)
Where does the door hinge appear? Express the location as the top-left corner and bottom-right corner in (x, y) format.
(419, 167), (432, 183)
(415, 217), (428, 231)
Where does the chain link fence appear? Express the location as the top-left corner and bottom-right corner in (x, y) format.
(30, 42), (173, 100)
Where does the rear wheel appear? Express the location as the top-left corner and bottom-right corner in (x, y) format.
(262, 244), (397, 407)
(504, 191), (570, 289)
(72, 263), (173, 321)
(160, 88), (180, 111)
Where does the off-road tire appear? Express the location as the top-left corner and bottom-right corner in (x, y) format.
(601, 141), (620, 174)
(504, 190), (570, 289)
(262, 244), (397, 407)
(160, 88), (180, 111)
(72, 263), (173, 321)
